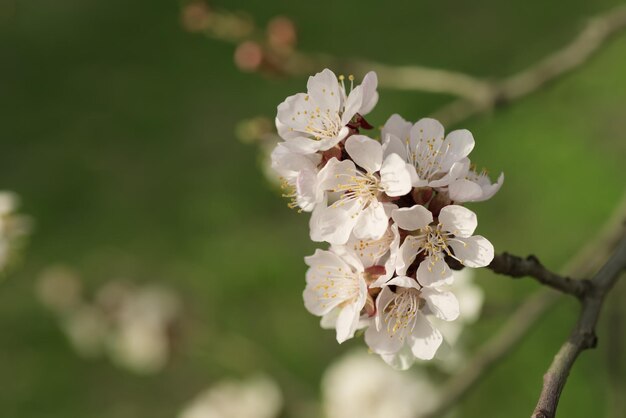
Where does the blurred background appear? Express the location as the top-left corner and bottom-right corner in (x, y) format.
(2, 0), (626, 417)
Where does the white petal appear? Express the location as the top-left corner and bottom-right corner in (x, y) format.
(320, 308), (339, 329)
(408, 316), (443, 360)
(449, 235), (494, 268)
(283, 136), (324, 154)
(421, 288), (460, 321)
(382, 133), (408, 161)
(310, 201), (362, 245)
(391, 204), (432, 231)
(307, 69), (341, 112)
(438, 129), (475, 172)
(439, 205), (478, 238)
(365, 325), (404, 355)
(317, 158), (355, 192)
(345, 135), (382, 173)
(295, 169), (320, 212)
(417, 257), (454, 287)
(395, 236), (421, 276)
(410, 118), (445, 149)
(335, 303), (361, 343)
(358, 71), (379, 115)
(385, 275), (420, 290)
(353, 202), (388, 240)
(341, 85), (363, 125)
(379, 154), (412, 197)
(380, 344), (415, 370)
(448, 179), (484, 202)
(382, 114), (412, 142)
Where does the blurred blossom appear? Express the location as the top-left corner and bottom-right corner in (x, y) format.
(181, 1), (213, 33)
(36, 272), (181, 374)
(106, 284), (181, 374)
(36, 266), (83, 315)
(321, 349), (438, 418)
(178, 375), (283, 418)
(0, 191), (32, 273)
(234, 41), (264, 72)
(62, 304), (108, 358)
(267, 16), (297, 51)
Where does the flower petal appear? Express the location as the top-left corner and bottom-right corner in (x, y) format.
(353, 202), (388, 241)
(382, 133), (408, 161)
(438, 129), (475, 172)
(310, 201), (361, 245)
(395, 235), (421, 276)
(448, 179), (484, 202)
(345, 135), (383, 173)
(307, 69), (341, 112)
(379, 154), (412, 197)
(408, 316), (443, 360)
(335, 302), (362, 343)
(421, 288), (460, 321)
(359, 71), (379, 115)
(439, 205), (478, 238)
(417, 257), (454, 287)
(409, 118), (445, 149)
(449, 235), (494, 268)
(380, 344), (415, 370)
(382, 114), (412, 143)
(391, 204), (433, 231)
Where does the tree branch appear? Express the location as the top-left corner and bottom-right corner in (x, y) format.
(433, 4), (626, 125)
(488, 253), (591, 298)
(531, 232), (626, 418)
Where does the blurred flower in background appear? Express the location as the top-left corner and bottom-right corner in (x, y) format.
(178, 374), (283, 418)
(0, 191), (32, 274)
(36, 268), (181, 374)
(321, 349), (438, 418)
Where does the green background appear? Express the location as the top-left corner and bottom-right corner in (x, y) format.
(1, 0), (625, 416)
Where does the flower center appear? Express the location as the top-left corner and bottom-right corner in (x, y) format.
(313, 265), (360, 308)
(405, 135), (449, 181)
(382, 288), (422, 339)
(304, 106), (342, 141)
(331, 171), (383, 208)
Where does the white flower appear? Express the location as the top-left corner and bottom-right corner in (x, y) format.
(270, 143), (323, 212)
(382, 116), (474, 188)
(303, 249), (369, 343)
(448, 165), (504, 203)
(365, 276), (459, 369)
(276, 69), (378, 154)
(321, 349), (439, 418)
(178, 375), (283, 418)
(393, 204), (494, 287)
(310, 135), (412, 245)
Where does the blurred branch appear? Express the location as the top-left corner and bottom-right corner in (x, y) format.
(433, 4), (626, 125)
(531, 232), (626, 418)
(183, 2), (626, 123)
(488, 253), (590, 299)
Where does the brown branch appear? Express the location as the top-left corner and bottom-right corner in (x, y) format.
(433, 4), (626, 125)
(531, 232), (626, 418)
(488, 253), (591, 299)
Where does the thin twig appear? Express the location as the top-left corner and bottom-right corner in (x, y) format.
(488, 253), (591, 298)
(433, 4), (626, 125)
(531, 232), (626, 418)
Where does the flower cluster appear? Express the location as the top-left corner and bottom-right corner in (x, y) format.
(271, 69), (503, 369)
